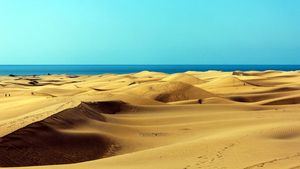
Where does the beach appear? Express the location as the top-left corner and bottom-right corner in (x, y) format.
(1, 70), (300, 169)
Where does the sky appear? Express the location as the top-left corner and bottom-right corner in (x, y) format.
(0, 0), (299, 65)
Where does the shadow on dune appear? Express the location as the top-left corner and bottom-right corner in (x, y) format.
(0, 101), (128, 167)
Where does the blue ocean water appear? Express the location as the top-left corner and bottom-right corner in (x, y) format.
(0, 65), (299, 75)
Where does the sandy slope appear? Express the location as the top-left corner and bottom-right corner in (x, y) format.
(0, 71), (300, 169)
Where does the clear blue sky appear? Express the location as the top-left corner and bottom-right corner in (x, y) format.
(0, 0), (299, 65)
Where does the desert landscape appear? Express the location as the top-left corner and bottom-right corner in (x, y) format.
(0, 70), (300, 169)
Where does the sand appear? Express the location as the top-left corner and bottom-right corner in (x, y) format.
(0, 71), (300, 169)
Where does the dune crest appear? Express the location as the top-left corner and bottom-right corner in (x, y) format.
(200, 76), (251, 88)
(126, 81), (214, 102)
(0, 101), (127, 167)
(162, 73), (206, 85)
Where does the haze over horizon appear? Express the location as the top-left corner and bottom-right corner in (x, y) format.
(0, 0), (299, 65)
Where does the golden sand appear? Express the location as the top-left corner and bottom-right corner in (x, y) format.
(1, 71), (300, 169)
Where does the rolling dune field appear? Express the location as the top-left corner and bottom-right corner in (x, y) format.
(1, 70), (300, 169)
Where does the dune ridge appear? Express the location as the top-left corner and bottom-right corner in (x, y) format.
(125, 81), (214, 102)
(161, 73), (206, 85)
(0, 101), (128, 167)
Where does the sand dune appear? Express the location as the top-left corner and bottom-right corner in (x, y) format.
(1, 71), (300, 169)
(34, 87), (86, 97)
(124, 81), (214, 102)
(0, 101), (128, 167)
(162, 73), (206, 85)
(261, 95), (300, 105)
(200, 76), (251, 88)
(133, 71), (167, 78)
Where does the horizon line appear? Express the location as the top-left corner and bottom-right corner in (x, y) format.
(1, 64), (300, 66)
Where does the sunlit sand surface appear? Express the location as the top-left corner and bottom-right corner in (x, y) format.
(1, 70), (300, 169)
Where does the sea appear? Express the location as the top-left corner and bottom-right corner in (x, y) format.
(0, 65), (299, 75)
